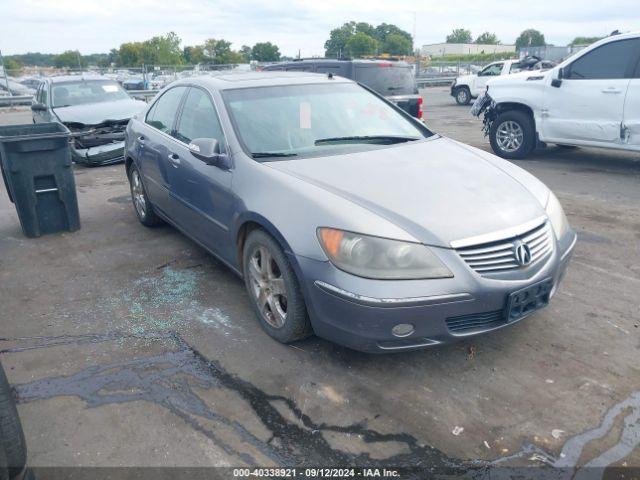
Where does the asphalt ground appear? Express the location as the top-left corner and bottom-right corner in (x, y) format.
(0, 88), (638, 475)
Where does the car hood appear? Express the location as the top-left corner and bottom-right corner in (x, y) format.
(488, 69), (550, 87)
(54, 98), (146, 126)
(268, 137), (548, 247)
(455, 74), (476, 84)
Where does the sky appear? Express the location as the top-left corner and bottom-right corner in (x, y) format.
(1, 0), (639, 57)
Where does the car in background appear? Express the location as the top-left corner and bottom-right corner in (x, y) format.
(122, 76), (148, 90)
(262, 59), (423, 119)
(32, 76), (146, 166)
(451, 59), (521, 105)
(124, 72), (575, 353)
(472, 31), (640, 159)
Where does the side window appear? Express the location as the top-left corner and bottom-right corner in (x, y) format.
(175, 88), (224, 145)
(145, 86), (187, 133)
(315, 65), (341, 75)
(567, 39), (640, 79)
(286, 65), (312, 72)
(480, 63), (503, 76)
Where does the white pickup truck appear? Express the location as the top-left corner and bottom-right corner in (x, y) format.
(450, 59), (521, 105)
(472, 32), (640, 159)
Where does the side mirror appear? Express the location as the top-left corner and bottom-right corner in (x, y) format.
(188, 138), (231, 169)
(31, 102), (46, 111)
(551, 67), (564, 88)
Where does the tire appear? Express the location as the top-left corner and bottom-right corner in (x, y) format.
(0, 362), (26, 479)
(489, 110), (536, 159)
(242, 229), (312, 343)
(127, 164), (163, 227)
(454, 87), (471, 105)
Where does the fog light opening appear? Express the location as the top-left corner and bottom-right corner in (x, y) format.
(392, 323), (415, 337)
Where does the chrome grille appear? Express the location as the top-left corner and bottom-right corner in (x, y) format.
(456, 221), (553, 275)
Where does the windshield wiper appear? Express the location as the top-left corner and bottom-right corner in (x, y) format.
(251, 152), (298, 159)
(53, 104), (73, 109)
(314, 135), (420, 145)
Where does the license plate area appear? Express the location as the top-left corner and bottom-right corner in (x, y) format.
(506, 278), (553, 322)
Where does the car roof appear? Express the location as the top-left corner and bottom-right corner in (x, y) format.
(171, 71), (354, 90)
(46, 75), (116, 84)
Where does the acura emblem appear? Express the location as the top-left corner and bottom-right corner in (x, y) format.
(514, 242), (532, 267)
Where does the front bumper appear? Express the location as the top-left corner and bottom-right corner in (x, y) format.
(70, 141), (125, 166)
(295, 231), (576, 353)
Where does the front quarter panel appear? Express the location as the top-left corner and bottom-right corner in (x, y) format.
(230, 155), (419, 262)
(487, 73), (549, 120)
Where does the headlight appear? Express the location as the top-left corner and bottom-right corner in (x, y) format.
(545, 192), (569, 239)
(317, 228), (453, 280)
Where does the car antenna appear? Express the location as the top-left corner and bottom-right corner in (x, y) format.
(327, 72), (334, 80)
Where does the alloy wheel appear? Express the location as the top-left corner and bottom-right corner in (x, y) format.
(248, 245), (288, 328)
(131, 170), (147, 219)
(496, 120), (524, 152)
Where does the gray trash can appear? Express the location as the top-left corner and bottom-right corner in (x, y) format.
(0, 123), (80, 238)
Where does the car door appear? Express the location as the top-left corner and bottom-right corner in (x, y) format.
(137, 86), (188, 216)
(473, 62), (503, 96)
(32, 83), (51, 123)
(167, 86), (234, 259)
(622, 50), (640, 148)
(540, 38), (640, 146)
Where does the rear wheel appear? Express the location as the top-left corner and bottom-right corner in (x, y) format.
(128, 164), (163, 227)
(489, 110), (535, 159)
(0, 362), (26, 479)
(454, 87), (471, 105)
(242, 230), (312, 343)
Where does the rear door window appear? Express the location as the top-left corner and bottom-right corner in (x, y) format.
(145, 86), (187, 134)
(354, 64), (416, 95)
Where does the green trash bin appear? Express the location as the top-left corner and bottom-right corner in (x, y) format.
(0, 123), (80, 238)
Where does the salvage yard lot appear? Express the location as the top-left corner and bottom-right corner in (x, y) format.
(0, 87), (639, 469)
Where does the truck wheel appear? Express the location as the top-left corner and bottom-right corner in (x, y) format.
(454, 87), (471, 105)
(0, 362), (27, 479)
(489, 110), (535, 159)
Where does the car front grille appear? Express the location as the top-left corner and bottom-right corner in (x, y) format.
(445, 310), (505, 334)
(455, 221), (553, 275)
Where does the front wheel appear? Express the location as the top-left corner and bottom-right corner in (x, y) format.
(242, 230), (312, 344)
(454, 87), (471, 105)
(489, 110), (535, 159)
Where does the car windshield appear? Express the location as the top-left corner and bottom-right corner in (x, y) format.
(223, 83), (431, 159)
(51, 80), (130, 108)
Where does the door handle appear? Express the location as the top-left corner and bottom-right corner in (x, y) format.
(168, 153), (181, 167)
(602, 88), (622, 94)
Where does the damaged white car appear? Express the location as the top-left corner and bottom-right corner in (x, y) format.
(32, 76), (146, 166)
(472, 32), (640, 159)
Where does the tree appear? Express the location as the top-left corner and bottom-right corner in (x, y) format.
(54, 50), (85, 68)
(325, 21), (376, 57)
(3, 58), (22, 73)
(118, 42), (143, 66)
(183, 45), (206, 64)
(202, 39), (243, 64)
(240, 45), (252, 62)
(382, 34), (412, 55)
(474, 32), (499, 45)
(570, 36), (603, 46)
(140, 32), (183, 65)
(446, 29), (472, 44)
(251, 42), (280, 62)
(515, 29), (546, 49)
(345, 32), (378, 58)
